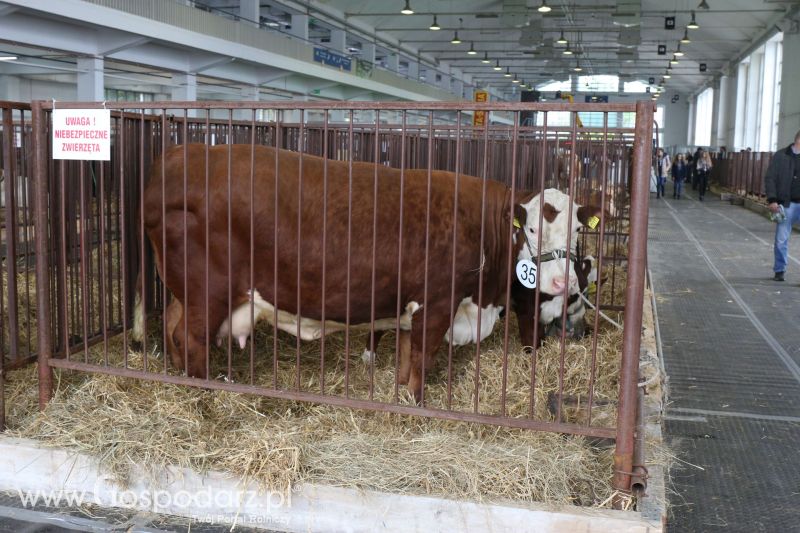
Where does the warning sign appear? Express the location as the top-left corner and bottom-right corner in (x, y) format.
(473, 90), (489, 127)
(52, 109), (111, 160)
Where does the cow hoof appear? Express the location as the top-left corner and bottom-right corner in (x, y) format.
(361, 349), (376, 364)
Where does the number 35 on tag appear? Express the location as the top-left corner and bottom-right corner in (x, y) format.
(515, 260), (537, 289)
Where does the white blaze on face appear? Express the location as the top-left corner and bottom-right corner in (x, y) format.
(517, 188), (582, 295)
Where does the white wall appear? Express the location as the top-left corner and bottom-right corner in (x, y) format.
(659, 90), (691, 148)
(0, 76), (77, 102)
(778, 31), (800, 147)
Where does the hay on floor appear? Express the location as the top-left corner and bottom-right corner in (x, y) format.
(4, 263), (639, 510)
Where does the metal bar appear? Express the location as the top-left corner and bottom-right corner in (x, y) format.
(1, 109), (19, 362)
(225, 109), (231, 381)
(31, 101), (53, 408)
(295, 110), (305, 391)
(320, 110), (329, 395)
(272, 112), (281, 389)
(368, 111), (379, 401)
(613, 101), (654, 496)
(473, 113), (490, 413)
(588, 112), (610, 425)
(393, 111), (407, 404)
(446, 112), (462, 411)
(500, 111), (520, 418)
(39, 101), (640, 113)
(631, 386), (648, 496)
(46, 357), (618, 439)
(249, 109), (256, 386)
(204, 111), (211, 380)
(420, 110), (435, 406)
(344, 110), (354, 398)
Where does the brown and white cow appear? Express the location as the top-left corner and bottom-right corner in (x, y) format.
(135, 144), (603, 401)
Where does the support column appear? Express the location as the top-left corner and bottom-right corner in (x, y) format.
(386, 53), (399, 73)
(289, 14), (309, 40)
(715, 75), (731, 148)
(361, 41), (376, 64)
(329, 28), (347, 53)
(452, 78), (464, 98)
(778, 31), (800, 147)
(407, 59), (419, 81)
(709, 79), (721, 148)
(76, 56), (104, 101)
(172, 73), (198, 117)
(239, 0), (259, 26)
(744, 52), (762, 150)
(687, 97), (695, 147)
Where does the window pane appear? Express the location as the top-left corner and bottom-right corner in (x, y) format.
(623, 80), (650, 93)
(578, 75), (618, 92)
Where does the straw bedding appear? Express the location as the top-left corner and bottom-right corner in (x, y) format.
(4, 262), (636, 510)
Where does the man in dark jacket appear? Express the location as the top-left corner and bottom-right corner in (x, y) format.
(765, 130), (800, 281)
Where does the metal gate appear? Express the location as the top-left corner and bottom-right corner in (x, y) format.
(23, 99), (653, 496)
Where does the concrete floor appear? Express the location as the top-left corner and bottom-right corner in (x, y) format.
(648, 188), (800, 532)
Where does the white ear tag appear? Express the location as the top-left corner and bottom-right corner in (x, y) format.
(515, 260), (537, 289)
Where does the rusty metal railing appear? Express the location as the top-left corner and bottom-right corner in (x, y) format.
(711, 151), (772, 198)
(0, 101), (37, 429)
(29, 99), (653, 496)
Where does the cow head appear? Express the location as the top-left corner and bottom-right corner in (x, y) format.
(514, 188), (606, 295)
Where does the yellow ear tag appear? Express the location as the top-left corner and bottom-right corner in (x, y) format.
(587, 215), (600, 229)
(513, 217), (521, 229)
(588, 281), (597, 296)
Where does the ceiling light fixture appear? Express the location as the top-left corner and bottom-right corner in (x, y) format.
(493, 60), (502, 71)
(504, 67), (512, 77)
(573, 62), (583, 72)
(0, 56), (17, 61)
(557, 30), (568, 44)
(663, 71), (671, 79)
(675, 45), (684, 57)
(670, 55), (679, 64)
(698, 0), (709, 9)
(681, 29), (691, 44)
(429, 15), (441, 30)
(687, 11), (699, 29)
(467, 42), (477, 55)
(563, 44), (573, 55)
(512, 75), (520, 83)
(538, 0), (552, 13)
(400, 0), (414, 15)
(481, 52), (491, 64)
(451, 31), (462, 44)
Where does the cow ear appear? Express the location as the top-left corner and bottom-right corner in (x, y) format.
(513, 203), (527, 228)
(576, 205), (608, 229)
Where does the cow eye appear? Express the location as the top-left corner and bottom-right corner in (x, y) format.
(528, 227), (535, 234)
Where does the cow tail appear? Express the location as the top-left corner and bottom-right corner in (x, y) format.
(131, 270), (144, 342)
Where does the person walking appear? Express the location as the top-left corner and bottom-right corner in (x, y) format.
(695, 149), (712, 201)
(672, 153), (688, 199)
(655, 148), (670, 199)
(765, 130), (800, 282)
(692, 146), (703, 190)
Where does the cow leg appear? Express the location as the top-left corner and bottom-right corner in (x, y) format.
(512, 284), (537, 352)
(407, 307), (452, 403)
(361, 329), (387, 364)
(397, 330), (411, 385)
(164, 297), (183, 364)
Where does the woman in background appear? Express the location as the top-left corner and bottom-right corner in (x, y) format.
(696, 150), (713, 201)
(672, 153), (688, 199)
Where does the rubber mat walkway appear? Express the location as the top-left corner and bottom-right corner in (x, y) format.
(648, 190), (800, 532)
